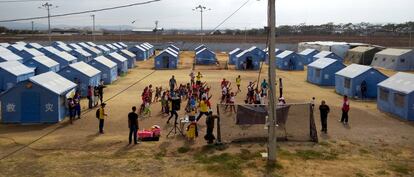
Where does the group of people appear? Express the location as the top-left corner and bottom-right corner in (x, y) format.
(318, 95), (351, 134)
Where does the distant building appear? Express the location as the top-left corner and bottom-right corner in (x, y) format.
(346, 46), (383, 65)
(371, 48), (414, 71)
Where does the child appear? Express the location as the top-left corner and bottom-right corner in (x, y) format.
(154, 87), (161, 102)
(186, 121), (198, 141)
(226, 92), (237, 113)
(143, 101), (152, 117)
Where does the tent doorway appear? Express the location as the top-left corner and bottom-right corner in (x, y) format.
(246, 57), (253, 70)
(21, 92), (41, 123)
(162, 56), (169, 68)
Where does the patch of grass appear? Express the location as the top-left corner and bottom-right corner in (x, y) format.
(155, 148), (167, 160)
(195, 153), (244, 177)
(358, 148), (369, 154)
(278, 148), (295, 159)
(265, 162), (283, 171)
(375, 170), (389, 176)
(177, 146), (191, 154)
(295, 150), (338, 160)
(238, 149), (260, 161)
(319, 141), (331, 147)
(355, 172), (366, 177)
(389, 163), (410, 175)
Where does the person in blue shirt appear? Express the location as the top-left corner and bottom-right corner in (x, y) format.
(261, 79), (268, 97)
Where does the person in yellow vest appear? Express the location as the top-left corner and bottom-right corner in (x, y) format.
(196, 72), (203, 86)
(97, 103), (108, 134)
(186, 122), (198, 141)
(196, 97), (210, 122)
(236, 75), (241, 92)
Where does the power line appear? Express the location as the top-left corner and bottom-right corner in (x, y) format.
(208, 0), (251, 34)
(0, 0), (161, 23)
(0, 0), (53, 3)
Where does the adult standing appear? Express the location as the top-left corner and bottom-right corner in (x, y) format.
(87, 85), (93, 109)
(98, 80), (105, 104)
(189, 70), (195, 85)
(204, 113), (216, 144)
(196, 72), (203, 86)
(73, 92), (81, 119)
(167, 92), (180, 124)
(236, 75), (241, 92)
(196, 97), (210, 122)
(340, 96), (350, 125)
(67, 98), (75, 124)
(94, 86), (100, 107)
(279, 78), (283, 98)
(169, 75), (177, 92)
(360, 80), (367, 100)
(261, 79), (268, 97)
(319, 100), (330, 133)
(128, 106), (139, 144)
(97, 103), (108, 134)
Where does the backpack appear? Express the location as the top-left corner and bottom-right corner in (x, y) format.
(96, 109), (100, 119)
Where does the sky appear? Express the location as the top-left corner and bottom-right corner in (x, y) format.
(0, 0), (413, 30)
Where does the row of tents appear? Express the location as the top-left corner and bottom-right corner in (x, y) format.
(154, 44), (180, 69)
(0, 41), (155, 124)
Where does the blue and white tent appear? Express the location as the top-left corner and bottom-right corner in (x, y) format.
(276, 51), (304, 71)
(246, 46), (266, 61)
(264, 48), (284, 64)
(0, 72), (77, 124)
(168, 44), (180, 53)
(105, 43), (118, 52)
(112, 43), (123, 50)
(18, 48), (44, 62)
(167, 47), (179, 60)
(228, 48), (242, 65)
(118, 49), (137, 68)
(117, 42), (128, 49)
(335, 64), (388, 99)
(195, 45), (206, 53)
(143, 43), (155, 56)
(314, 51), (343, 62)
(39, 47), (77, 69)
(68, 43), (83, 50)
(0, 51), (23, 63)
(129, 45), (147, 61)
(0, 61), (35, 92)
(7, 44), (27, 54)
(14, 41), (27, 46)
(86, 42), (97, 47)
(307, 58), (346, 86)
(235, 50), (261, 70)
(53, 44), (73, 52)
(0, 43), (10, 48)
(82, 46), (102, 58)
(106, 53), (128, 75)
(26, 43), (43, 50)
(52, 41), (67, 46)
(140, 44), (151, 58)
(58, 61), (101, 97)
(195, 48), (217, 65)
(371, 48), (414, 71)
(155, 49), (178, 70)
(96, 45), (111, 55)
(70, 48), (93, 63)
(89, 56), (118, 84)
(78, 42), (91, 49)
(23, 55), (60, 75)
(377, 72), (414, 121)
(299, 49), (320, 65)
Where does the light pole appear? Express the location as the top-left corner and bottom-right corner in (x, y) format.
(193, 5), (211, 43)
(31, 21), (34, 36)
(155, 20), (159, 44)
(39, 2), (58, 42)
(267, 0), (277, 163)
(91, 15), (96, 41)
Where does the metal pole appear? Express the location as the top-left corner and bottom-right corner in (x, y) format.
(410, 31), (412, 48)
(31, 21), (34, 36)
(47, 4), (51, 42)
(200, 7), (204, 43)
(91, 15), (96, 42)
(267, 0), (277, 163)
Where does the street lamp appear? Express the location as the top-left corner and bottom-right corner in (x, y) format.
(193, 5), (211, 43)
(39, 3), (58, 42)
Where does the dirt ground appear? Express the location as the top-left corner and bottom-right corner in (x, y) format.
(0, 51), (413, 177)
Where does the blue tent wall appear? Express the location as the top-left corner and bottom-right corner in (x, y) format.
(235, 51), (261, 70)
(314, 52), (343, 62)
(89, 60), (118, 84)
(82, 48), (100, 58)
(58, 67), (101, 97)
(23, 59), (60, 75)
(129, 46), (147, 61)
(276, 52), (304, 71)
(265, 49), (284, 64)
(118, 52), (136, 69)
(154, 52), (178, 70)
(18, 50), (39, 63)
(228, 49), (242, 65)
(377, 87), (414, 121)
(105, 55), (128, 75)
(0, 81), (67, 123)
(70, 50), (92, 63)
(307, 61), (345, 86)
(335, 69), (388, 99)
(196, 49), (217, 65)
(0, 69), (34, 92)
(249, 47), (266, 61)
(300, 50), (320, 65)
(39, 49), (77, 69)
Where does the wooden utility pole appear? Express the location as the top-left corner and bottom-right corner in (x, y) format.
(267, 0), (277, 163)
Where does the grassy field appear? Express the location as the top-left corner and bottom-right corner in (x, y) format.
(0, 52), (413, 177)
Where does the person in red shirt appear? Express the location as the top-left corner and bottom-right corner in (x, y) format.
(340, 95), (350, 125)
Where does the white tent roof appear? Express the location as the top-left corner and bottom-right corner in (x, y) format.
(144, 42), (153, 48)
(69, 61), (101, 77)
(236, 50), (249, 58)
(32, 56), (60, 68)
(74, 48), (92, 57)
(69, 43), (82, 49)
(112, 43), (123, 49)
(375, 48), (412, 56)
(10, 44), (27, 51)
(120, 49), (135, 58)
(105, 44), (118, 50)
(30, 72), (76, 95)
(0, 61), (34, 76)
(0, 46), (9, 52)
(56, 45), (73, 52)
(27, 43), (43, 49)
(195, 45), (206, 51)
(299, 49), (318, 55)
(94, 56), (117, 68)
(118, 42), (128, 48)
(0, 43), (10, 48)
(97, 45), (110, 52)
(277, 50), (294, 58)
(335, 64), (372, 79)
(229, 48), (241, 55)
(43, 46), (62, 55)
(78, 42), (90, 48)
(378, 72), (414, 94)
(86, 47), (102, 55)
(24, 48), (44, 57)
(109, 53), (128, 62)
(166, 47), (178, 55)
(134, 45), (146, 51)
(140, 44), (150, 50)
(160, 49), (178, 57)
(54, 41), (66, 46)
(314, 51), (334, 58)
(196, 48), (213, 55)
(308, 58), (339, 69)
(15, 41), (27, 46)
(0, 51), (23, 62)
(86, 42), (97, 47)
(169, 44), (179, 51)
(57, 52), (77, 62)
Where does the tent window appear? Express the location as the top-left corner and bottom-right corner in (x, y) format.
(400, 58), (405, 63)
(315, 69), (321, 77)
(382, 58), (386, 61)
(344, 78), (351, 88)
(379, 88), (389, 101)
(374, 57), (378, 61)
(392, 59), (395, 62)
(394, 93), (405, 108)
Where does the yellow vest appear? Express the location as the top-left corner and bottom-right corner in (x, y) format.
(200, 101), (208, 112)
(99, 108), (105, 119)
